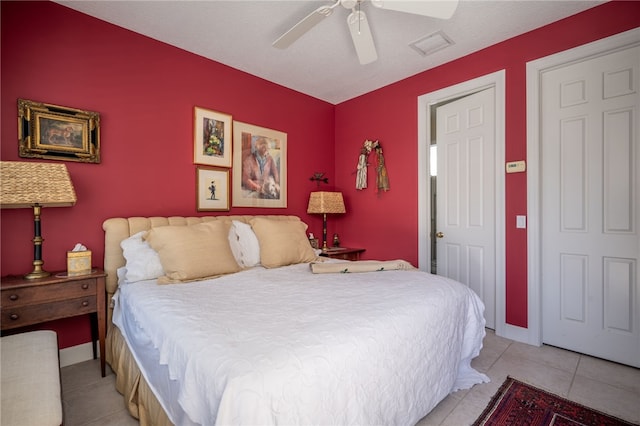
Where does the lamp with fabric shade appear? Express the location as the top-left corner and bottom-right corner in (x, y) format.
(307, 191), (346, 251)
(1, 161), (77, 279)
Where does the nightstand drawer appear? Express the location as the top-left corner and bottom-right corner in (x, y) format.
(1, 279), (96, 308)
(2, 295), (97, 329)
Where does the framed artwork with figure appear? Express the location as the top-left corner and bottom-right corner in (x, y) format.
(196, 167), (229, 211)
(232, 121), (287, 208)
(194, 107), (232, 168)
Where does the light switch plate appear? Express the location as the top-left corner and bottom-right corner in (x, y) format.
(516, 215), (526, 229)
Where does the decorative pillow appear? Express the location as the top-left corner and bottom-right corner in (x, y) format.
(120, 231), (164, 283)
(249, 217), (317, 268)
(228, 220), (261, 268)
(145, 221), (240, 282)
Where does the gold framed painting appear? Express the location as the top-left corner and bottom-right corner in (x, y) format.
(196, 166), (230, 211)
(232, 121), (287, 208)
(194, 106), (232, 168)
(18, 99), (101, 163)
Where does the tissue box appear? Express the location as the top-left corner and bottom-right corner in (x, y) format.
(67, 250), (92, 276)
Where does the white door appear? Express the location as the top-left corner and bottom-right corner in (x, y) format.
(540, 45), (640, 367)
(436, 88), (496, 328)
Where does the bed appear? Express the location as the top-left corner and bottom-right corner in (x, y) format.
(103, 215), (489, 425)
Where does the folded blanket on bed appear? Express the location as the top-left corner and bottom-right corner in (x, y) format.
(310, 259), (415, 274)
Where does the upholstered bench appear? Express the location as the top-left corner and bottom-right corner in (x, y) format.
(1, 330), (63, 426)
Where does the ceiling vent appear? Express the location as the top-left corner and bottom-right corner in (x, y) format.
(409, 30), (454, 57)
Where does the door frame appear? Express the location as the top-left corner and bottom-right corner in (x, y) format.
(526, 27), (640, 346)
(417, 70), (506, 336)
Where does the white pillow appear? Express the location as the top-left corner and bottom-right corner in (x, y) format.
(228, 220), (261, 268)
(120, 231), (164, 282)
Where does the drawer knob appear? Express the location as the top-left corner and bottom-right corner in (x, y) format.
(9, 313), (19, 321)
(82, 283), (89, 290)
(9, 294), (19, 301)
(82, 300), (89, 307)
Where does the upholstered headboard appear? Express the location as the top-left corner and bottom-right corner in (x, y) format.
(102, 215), (301, 320)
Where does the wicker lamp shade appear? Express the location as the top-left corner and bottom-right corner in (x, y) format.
(307, 191), (346, 214)
(1, 161), (77, 279)
(1, 161), (77, 208)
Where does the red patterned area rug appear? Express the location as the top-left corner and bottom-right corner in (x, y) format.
(472, 376), (638, 426)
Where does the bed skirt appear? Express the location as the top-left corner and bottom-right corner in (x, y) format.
(106, 325), (173, 426)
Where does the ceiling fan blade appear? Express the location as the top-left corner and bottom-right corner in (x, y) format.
(273, 3), (338, 49)
(347, 10), (377, 65)
(371, 0), (458, 19)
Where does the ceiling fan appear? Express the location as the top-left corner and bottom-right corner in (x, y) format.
(272, 0), (459, 65)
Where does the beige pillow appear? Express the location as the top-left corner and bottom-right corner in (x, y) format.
(145, 221), (240, 281)
(250, 217), (318, 268)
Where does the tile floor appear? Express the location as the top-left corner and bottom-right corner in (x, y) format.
(61, 329), (640, 425)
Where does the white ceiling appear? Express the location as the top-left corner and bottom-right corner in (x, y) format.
(55, 0), (605, 104)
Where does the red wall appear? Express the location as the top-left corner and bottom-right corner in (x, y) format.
(0, 1), (335, 347)
(333, 1), (640, 327)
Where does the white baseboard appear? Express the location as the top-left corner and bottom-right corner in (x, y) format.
(59, 342), (99, 368)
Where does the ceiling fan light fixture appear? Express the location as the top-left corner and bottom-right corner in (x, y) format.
(409, 30), (454, 57)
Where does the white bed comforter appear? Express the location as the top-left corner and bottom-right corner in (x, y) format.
(113, 262), (489, 425)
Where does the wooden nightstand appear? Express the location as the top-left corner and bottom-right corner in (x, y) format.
(319, 247), (365, 261)
(1, 269), (107, 377)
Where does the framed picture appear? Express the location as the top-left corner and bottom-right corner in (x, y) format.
(196, 167), (230, 211)
(194, 107), (232, 168)
(232, 121), (287, 208)
(18, 99), (100, 163)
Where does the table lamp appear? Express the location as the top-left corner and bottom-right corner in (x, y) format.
(0, 161), (77, 279)
(307, 191), (346, 251)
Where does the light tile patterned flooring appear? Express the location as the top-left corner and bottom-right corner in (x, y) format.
(61, 330), (640, 425)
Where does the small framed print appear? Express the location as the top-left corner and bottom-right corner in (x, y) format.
(196, 167), (230, 211)
(18, 99), (101, 163)
(194, 107), (232, 168)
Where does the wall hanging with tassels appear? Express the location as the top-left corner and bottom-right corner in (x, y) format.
(355, 139), (390, 192)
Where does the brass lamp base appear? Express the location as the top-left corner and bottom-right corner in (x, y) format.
(24, 260), (50, 280)
(24, 267), (51, 280)
(24, 205), (50, 280)
(25, 271), (51, 279)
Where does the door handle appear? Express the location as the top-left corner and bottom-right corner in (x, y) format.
(436, 232), (444, 238)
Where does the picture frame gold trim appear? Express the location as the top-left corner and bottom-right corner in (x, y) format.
(196, 166), (230, 211)
(232, 121), (287, 208)
(194, 107), (232, 168)
(18, 99), (100, 163)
